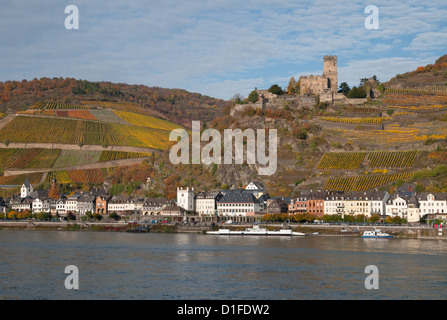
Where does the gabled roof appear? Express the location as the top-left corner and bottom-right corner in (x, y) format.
(194, 191), (222, 200)
(161, 205), (186, 212)
(30, 190), (48, 199)
(23, 176), (31, 188)
(417, 193), (447, 201)
(387, 194), (410, 203)
(144, 198), (170, 206)
(218, 190), (259, 203)
(245, 181), (265, 190)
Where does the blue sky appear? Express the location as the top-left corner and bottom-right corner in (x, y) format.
(1, 0), (446, 100)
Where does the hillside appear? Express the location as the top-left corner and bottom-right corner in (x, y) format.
(0, 78), (230, 128)
(386, 54), (447, 88)
(202, 55), (447, 197)
(0, 56), (447, 199)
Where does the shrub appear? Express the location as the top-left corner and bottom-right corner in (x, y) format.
(268, 84), (284, 95)
(247, 90), (259, 103)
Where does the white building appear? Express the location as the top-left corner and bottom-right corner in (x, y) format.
(386, 194), (409, 218)
(142, 198), (171, 216)
(407, 195), (420, 223)
(108, 195), (130, 214)
(368, 191), (390, 216)
(324, 192), (346, 216)
(194, 191), (222, 215)
(32, 197), (50, 213)
(217, 190), (260, 218)
(177, 187), (195, 212)
(66, 193), (81, 213)
(418, 193), (447, 219)
(56, 197), (67, 215)
(124, 197), (136, 213)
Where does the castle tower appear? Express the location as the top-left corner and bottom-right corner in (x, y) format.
(177, 187), (195, 212)
(323, 55), (338, 94)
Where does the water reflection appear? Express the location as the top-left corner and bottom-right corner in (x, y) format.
(0, 230), (446, 300)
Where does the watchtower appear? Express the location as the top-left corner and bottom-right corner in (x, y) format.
(323, 56), (338, 94)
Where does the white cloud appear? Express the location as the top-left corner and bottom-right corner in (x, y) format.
(0, 0), (445, 100)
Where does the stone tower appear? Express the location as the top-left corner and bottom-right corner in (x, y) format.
(323, 55), (338, 94)
(177, 187), (195, 212)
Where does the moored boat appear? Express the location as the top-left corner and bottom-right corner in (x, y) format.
(361, 228), (393, 239)
(206, 224), (306, 236)
(127, 226), (151, 233)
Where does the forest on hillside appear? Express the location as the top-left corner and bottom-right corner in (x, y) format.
(0, 77), (230, 128)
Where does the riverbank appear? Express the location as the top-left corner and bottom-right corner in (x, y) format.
(0, 221), (444, 239)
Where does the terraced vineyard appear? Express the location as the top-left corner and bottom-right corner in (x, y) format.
(321, 117), (383, 125)
(367, 150), (418, 168)
(317, 151), (418, 170)
(317, 152), (366, 170)
(18, 109), (98, 121)
(114, 111), (181, 131)
(67, 169), (104, 184)
(0, 149), (61, 169)
(46, 170), (72, 184)
(52, 150), (102, 168)
(384, 92), (447, 106)
(342, 106), (380, 113)
(324, 172), (414, 192)
(0, 116), (176, 149)
(387, 105), (447, 111)
(31, 101), (89, 110)
(89, 109), (129, 125)
(0, 172), (44, 186)
(332, 125), (446, 145)
(428, 151), (447, 162)
(98, 151), (153, 162)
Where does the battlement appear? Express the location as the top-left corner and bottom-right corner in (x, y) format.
(299, 55), (338, 98)
(323, 55), (337, 62)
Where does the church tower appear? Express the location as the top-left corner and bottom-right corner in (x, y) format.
(323, 55), (338, 94)
(21, 176), (33, 198)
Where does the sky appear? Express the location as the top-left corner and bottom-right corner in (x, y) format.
(1, 0), (446, 100)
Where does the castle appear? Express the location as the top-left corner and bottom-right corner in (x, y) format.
(299, 55), (345, 103)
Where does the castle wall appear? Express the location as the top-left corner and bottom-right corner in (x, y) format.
(300, 75), (328, 95)
(299, 55), (338, 97)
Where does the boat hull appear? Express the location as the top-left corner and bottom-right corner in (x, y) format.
(361, 235), (393, 239)
(206, 229), (305, 236)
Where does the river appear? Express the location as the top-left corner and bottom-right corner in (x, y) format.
(0, 230), (445, 300)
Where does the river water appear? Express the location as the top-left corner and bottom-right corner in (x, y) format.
(0, 230), (445, 300)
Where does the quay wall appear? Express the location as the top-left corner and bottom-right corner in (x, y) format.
(0, 222), (445, 239)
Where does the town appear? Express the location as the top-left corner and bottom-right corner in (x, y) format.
(1, 177), (445, 226)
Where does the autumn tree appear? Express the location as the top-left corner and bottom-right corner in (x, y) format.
(287, 77), (299, 95)
(48, 181), (60, 199)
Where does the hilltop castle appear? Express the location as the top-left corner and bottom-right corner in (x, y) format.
(299, 55), (345, 103)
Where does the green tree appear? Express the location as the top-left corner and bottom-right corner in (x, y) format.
(248, 90), (259, 103)
(369, 215), (380, 224)
(268, 84), (284, 95)
(347, 86), (367, 98)
(339, 82), (350, 96)
(109, 212), (120, 221)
